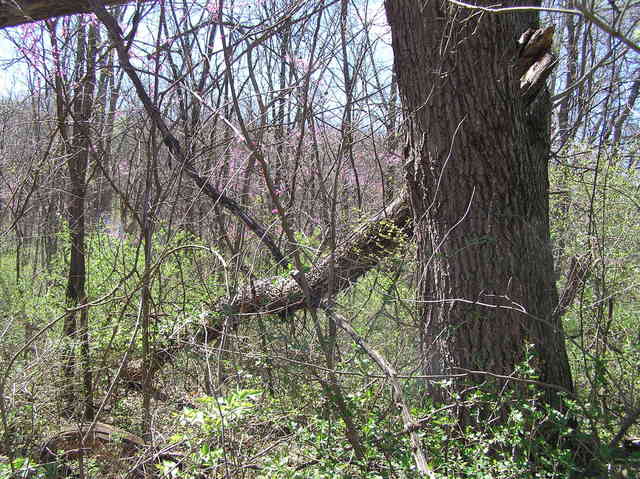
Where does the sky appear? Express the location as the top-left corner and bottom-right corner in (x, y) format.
(0, 35), (22, 97)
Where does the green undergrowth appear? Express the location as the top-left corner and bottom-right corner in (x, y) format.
(154, 381), (587, 478)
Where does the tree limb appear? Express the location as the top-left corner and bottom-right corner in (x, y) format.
(555, 254), (591, 317)
(0, 0), (146, 28)
(186, 192), (411, 345)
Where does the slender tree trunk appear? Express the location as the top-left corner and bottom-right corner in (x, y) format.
(612, 72), (640, 151)
(93, 45), (120, 225)
(557, 3), (580, 148)
(61, 20), (97, 420)
(384, 73), (400, 202)
(339, 0), (360, 210)
(384, 0), (574, 420)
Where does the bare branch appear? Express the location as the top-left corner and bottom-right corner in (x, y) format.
(323, 306), (434, 478)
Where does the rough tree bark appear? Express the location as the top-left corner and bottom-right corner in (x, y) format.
(384, 0), (574, 417)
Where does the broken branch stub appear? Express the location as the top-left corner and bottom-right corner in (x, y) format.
(516, 25), (557, 105)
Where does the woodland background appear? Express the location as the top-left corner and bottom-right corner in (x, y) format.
(0, 0), (639, 477)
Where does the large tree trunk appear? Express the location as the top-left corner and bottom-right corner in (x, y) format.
(384, 0), (574, 414)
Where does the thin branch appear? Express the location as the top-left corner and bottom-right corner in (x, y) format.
(551, 50), (618, 103)
(452, 368), (575, 395)
(323, 306), (435, 478)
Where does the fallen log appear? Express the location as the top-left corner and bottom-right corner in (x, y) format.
(183, 192), (413, 348)
(213, 192), (412, 319)
(40, 422), (182, 476)
(40, 422), (145, 463)
(119, 193), (413, 386)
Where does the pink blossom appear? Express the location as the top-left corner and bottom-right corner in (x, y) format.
(85, 13), (99, 26)
(384, 152), (402, 165)
(287, 55), (310, 72)
(233, 0), (266, 6)
(16, 22), (41, 59)
(206, 1), (220, 20)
